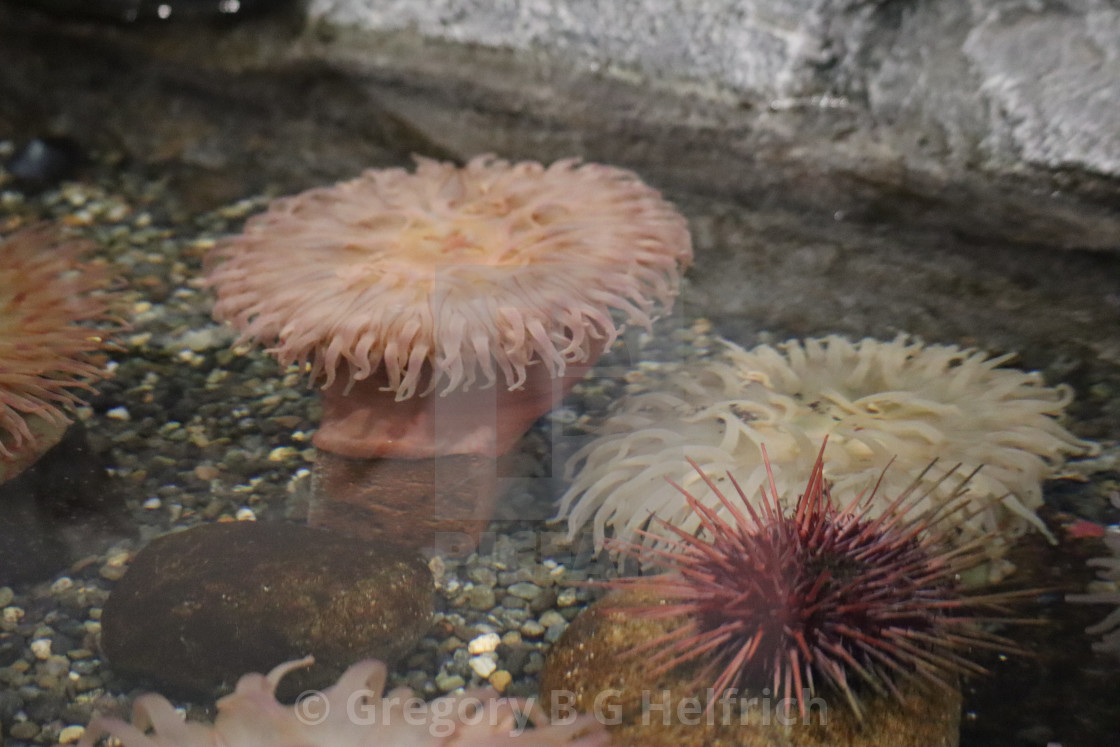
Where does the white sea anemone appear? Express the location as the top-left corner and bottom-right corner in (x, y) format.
(557, 335), (1097, 550)
(75, 656), (609, 747)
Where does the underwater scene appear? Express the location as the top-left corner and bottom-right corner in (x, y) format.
(1, 3), (1119, 746)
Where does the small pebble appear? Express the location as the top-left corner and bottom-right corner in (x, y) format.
(58, 725), (85, 744)
(507, 582), (542, 601)
(50, 577), (75, 594)
(545, 623), (568, 643)
(467, 632), (501, 655)
(469, 654), (497, 678)
(557, 587), (579, 607)
(467, 566), (497, 586)
(538, 610), (566, 628)
(489, 669), (513, 693)
(30, 639), (52, 660)
(523, 652), (545, 675)
(9, 721), (39, 740)
(463, 586), (496, 611)
(520, 620), (545, 639)
(435, 672), (466, 692)
(268, 446), (298, 462)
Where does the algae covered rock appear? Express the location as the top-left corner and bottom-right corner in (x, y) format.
(541, 589), (961, 747)
(101, 521), (433, 695)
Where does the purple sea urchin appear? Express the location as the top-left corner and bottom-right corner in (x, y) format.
(604, 443), (1036, 720)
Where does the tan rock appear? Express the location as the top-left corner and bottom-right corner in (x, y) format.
(541, 590), (961, 747)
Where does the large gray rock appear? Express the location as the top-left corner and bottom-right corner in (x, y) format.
(1, 2), (1116, 248)
(961, 2), (1120, 174)
(309, 0), (1120, 179)
(311, 0), (832, 97)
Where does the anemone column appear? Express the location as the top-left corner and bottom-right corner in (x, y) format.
(308, 358), (596, 553)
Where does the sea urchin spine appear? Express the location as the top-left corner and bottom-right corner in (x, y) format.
(604, 442), (1037, 720)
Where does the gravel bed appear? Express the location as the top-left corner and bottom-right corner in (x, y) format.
(0, 144), (685, 745)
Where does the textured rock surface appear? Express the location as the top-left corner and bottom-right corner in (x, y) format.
(541, 589), (962, 747)
(309, 0), (1120, 179)
(100, 522), (433, 695)
(2, 3), (1118, 250)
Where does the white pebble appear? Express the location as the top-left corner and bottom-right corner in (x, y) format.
(58, 725), (85, 744)
(106, 406), (131, 421)
(469, 654), (498, 679)
(31, 638), (52, 659)
(50, 577), (74, 594)
(235, 508), (257, 521)
(268, 446), (298, 462)
(177, 327), (225, 352)
(105, 551), (131, 568)
(467, 632), (501, 655)
(142, 497), (162, 510)
(520, 620), (545, 638)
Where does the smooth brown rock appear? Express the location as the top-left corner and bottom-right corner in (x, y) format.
(101, 521), (432, 696)
(541, 589), (961, 747)
(309, 449), (501, 556)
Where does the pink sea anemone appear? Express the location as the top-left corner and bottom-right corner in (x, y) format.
(206, 155), (691, 460)
(0, 224), (116, 473)
(74, 656), (610, 747)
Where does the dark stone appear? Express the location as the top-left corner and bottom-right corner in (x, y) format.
(0, 631), (24, 668)
(0, 688), (22, 724)
(527, 586), (558, 615)
(100, 521), (433, 697)
(0, 421), (131, 586)
(4, 136), (84, 191)
(48, 633), (77, 656)
(23, 693), (68, 722)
